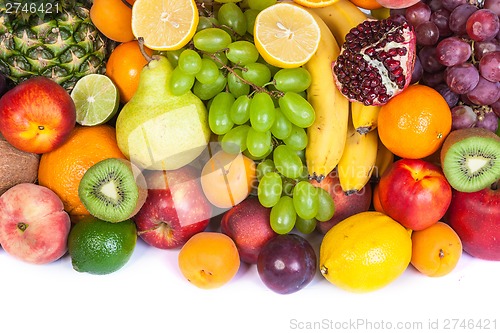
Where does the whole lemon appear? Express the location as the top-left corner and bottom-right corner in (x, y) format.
(319, 211), (412, 293)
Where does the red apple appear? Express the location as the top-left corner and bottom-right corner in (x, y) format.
(0, 183), (71, 264)
(445, 181), (500, 261)
(133, 165), (212, 249)
(310, 168), (372, 234)
(220, 196), (278, 264)
(0, 77), (76, 154)
(378, 158), (452, 231)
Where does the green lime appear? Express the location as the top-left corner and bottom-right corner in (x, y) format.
(70, 74), (120, 126)
(68, 216), (137, 275)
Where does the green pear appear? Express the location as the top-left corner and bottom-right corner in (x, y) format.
(116, 55), (211, 171)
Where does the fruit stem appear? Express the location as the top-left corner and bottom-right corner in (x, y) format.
(320, 265), (328, 275)
(137, 37), (153, 63)
(120, 0), (132, 9)
(17, 222), (28, 232)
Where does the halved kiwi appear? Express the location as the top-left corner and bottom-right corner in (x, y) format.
(440, 127), (500, 193)
(78, 158), (147, 223)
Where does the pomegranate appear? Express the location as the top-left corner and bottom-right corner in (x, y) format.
(332, 16), (417, 106)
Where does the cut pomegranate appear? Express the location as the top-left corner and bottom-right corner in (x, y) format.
(332, 16), (417, 106)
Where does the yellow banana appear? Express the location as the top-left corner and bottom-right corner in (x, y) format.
(373, 137), (394, 179)
(304, 9), (349, 182)
(350, 101), (381, 134)
(337, 116), (378, 194)
(310, 0), (368, 45)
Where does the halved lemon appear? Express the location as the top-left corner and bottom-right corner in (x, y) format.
(254, 2), (321, 68)
(131, 0), (199, 51)
(292, 0), (340, 8)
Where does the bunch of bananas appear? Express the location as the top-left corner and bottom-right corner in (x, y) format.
(304, 0), (394, 193)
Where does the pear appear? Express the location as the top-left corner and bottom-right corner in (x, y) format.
(115, 55), (211, 171)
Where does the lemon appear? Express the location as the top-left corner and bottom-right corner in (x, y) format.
(131, 0), (199, 51)
(68, 216), (137, 275)
(253, 2), (321, 68)
(319, 211), (412, 293)
(71, 74), (120, 126)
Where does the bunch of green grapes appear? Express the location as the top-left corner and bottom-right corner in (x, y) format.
(166, 0), (335, 235)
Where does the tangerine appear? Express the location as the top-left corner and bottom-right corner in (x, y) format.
(37, 125), (126, 222)
(377, 84), (452, 159)
(411, 221), (463, 277)
(178, 232), (241, 289)
(348, 0), (382, 9)
(105, 40), (153, 104)
(90, 0), (135, 43)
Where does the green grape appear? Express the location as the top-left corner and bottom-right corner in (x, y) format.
(295, 148), (306, 166)
(221, 124), (250, 154)
(292, 181), (319, 220)
(195, 58), (220, 84)
(230, 95), (251, 125)
(244, 9), (259, 35)
(256, 159), (275, 180)
(209, 92), (235, 135)
(169, 67), (195, 96)
(246, 127), (271, 158)
(248, 0), (277, 11)
(273, 144), (303, 179)
(281, 177), (295, 197)
(203, 51), (228, 68)
(278, 92), (315, 128)
(249, 92), (275, 132)
(166, 48), (184, 67)
(193, 28), (232, 53)
(271, 108), (292, 140)
(258, 171), (282, 208)
(315, 187), (335, 222)
(193, 72), (227, 100)
(228, 69), (250, 97)
(217, 3), (247, 36)
(273, 67), (312, 93)
(282, 124), (308, 151)
(197, 16), (219, 32)
(295, 216), (317, 234)
(242, 62), (272, 87)
(178, 49), (202, 75)
(243, 145), (272, 161)
(270, 196), (296, 234)
(226, 41), (260, 65)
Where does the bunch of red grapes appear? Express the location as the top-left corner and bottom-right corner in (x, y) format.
(393, 0), (499, 133)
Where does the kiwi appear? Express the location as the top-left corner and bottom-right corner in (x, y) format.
(440, 127), (500, 193)
(78, 158), (147, 223)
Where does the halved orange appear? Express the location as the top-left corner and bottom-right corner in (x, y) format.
(131, 0), (199, 51)
(254, 2), (321, 68)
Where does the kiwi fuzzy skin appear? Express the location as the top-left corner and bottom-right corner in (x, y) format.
(440, 128), (500, 192)
(0, 134), (40, 195)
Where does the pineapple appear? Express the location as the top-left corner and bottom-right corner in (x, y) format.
(0, 0), (112, 91)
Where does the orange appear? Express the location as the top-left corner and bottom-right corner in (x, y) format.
(411, 222), (463, 277)
(90, 0), (135, 43)
(37, 125), (126, 222)
(292, 0), (340, 8)
(105, 40), (153, 104)
(372, 182), (386, 214)
(349, 0), (382, 10)
(200, 150), (256, 209)
(377, 84), (452, 159)
(178, 232), (241, 289)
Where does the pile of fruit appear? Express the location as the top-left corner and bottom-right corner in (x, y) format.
(0, 0), (499, 294)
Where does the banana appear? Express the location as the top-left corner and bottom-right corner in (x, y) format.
(310, 0), (368, 45)
(304, 9), (349, 182)
(373, 137), (394, 179)
(350, 101), (381, 134)
(337, 115), (379, 194)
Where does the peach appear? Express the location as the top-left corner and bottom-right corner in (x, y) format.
(378, 158), (452, 231)
(0, 183), (71, 264)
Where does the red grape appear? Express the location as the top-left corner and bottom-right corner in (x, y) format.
(422, 69), (445, 86)
(476, 110), (499, 132)
(410, 56), (424, 84)
(445, 62), (480, 94)
(466, 77), (500, 105)
(492, 99), (500, 117)
(478, 51), (500, 82)
(442, 0), (466, 12)
(449, 4), (478, 35)
(416, 21), (441, 45)
(466, 9), (500, 42)
(474, 39), (500, 61)
(431, 8), (453, 37)
(435, 36), (472, 66)
(484, 0), (500, 16)
(406, 1), (432, 27)
(419, 45), (446, 72)
(451, 104), (477, 130)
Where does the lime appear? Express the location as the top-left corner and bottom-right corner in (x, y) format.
(68, 216), (137, 275)
(71, 74), (120, 126)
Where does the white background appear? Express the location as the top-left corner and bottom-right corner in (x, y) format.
(1, 227), (499, 333)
